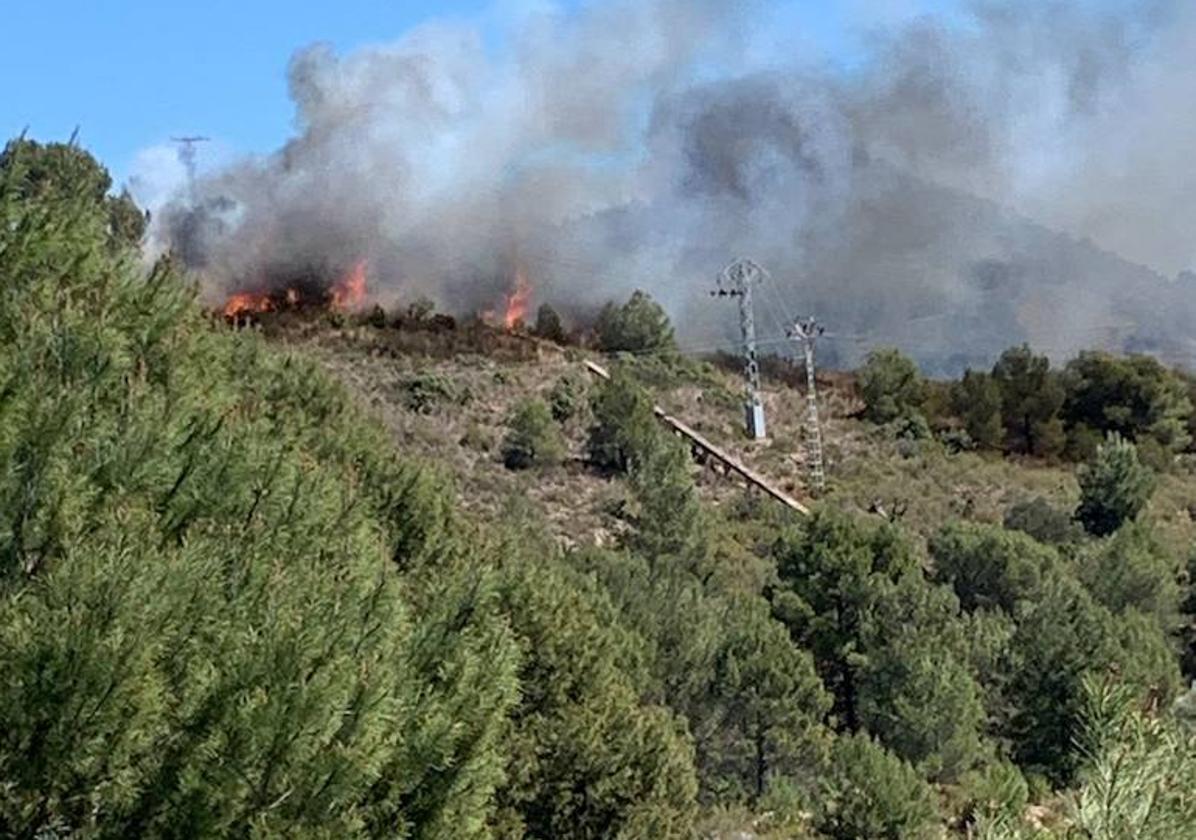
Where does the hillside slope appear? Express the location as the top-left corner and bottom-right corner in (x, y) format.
(268, 313), (1196, 559)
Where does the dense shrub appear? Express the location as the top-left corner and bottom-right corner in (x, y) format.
(398, 371), (466, 412)
(1004, 497), (1083, 546)
(930, 521), (1056, 613)
(1078, 523), (1182, 629)
(546, 371), (587, 423)
(586, 370), (659, 472)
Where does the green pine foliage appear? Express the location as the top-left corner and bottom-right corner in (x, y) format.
(857, 348), (925, 425)
(1004, 497), (1083, 546)
(501, 398), (566, 469)
(531, 303), (567, 344)
(627, 430), (707, 563)
(771, 512), (986, 780)
(816, 732), (938, 840)
(1061, 352), (1192, 467)
(586, 370), (659, 472)
(1066, 677), (1196, 840)
(492, 555), (698, 838)
(1078, 523), (1182, 630)
(1076, 433), (1156, 536)
(594, 290), (677, 356)
(12, 136), (1196, 836)
(0, 139), (704, 839)
(930, 521), (1055, 613)
(855, 573), (987, 782)
(1000, 571), (1181, 785)
(980, 678), (1196, 839)
(0, 139), (524, 836)
(546, 371), (587, 424)
(953, 369), (1005, 450)
(992, 345), (1066, 457)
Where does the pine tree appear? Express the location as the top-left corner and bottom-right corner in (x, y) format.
(0, 140), (522, 837)
(953, 369), (1004, 449)
(930, 521), (1056, 613)
(858, 348), (925, 425)
(586, 370), (659, 473)
(816, 733), (938, 840)
(992, 344), (1065, 457)
(1076, 433), (1156, 536)
(594, 290), (677, 355)
(771, 512), (986, 779)
(532, 303), (567, 344)
(492, 555), (698, 838)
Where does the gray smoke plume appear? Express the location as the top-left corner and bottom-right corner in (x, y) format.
(152, 0), (1196, 374)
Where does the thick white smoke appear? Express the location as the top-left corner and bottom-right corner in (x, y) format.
(150, 0), (1196, 373)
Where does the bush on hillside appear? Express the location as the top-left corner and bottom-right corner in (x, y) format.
(1004, 497), (1083, 546)
(547, 371), (587, 423)
(502, 398), (566, 469)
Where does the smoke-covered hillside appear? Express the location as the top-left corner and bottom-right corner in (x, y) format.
(142, 0), (1196, 374)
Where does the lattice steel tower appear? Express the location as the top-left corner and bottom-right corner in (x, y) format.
(171, 136), (209, 200)
(713, 258), (769, 440)
(790, 316), (826, 495)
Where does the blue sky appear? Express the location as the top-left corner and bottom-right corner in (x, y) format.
(1, 0), (956, 188)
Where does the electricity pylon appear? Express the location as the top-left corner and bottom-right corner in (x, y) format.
(171, 135), (209, 199)
(789, 316), (826, 495)
(714, 258), (769, 439)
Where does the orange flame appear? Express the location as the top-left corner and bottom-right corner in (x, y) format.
(223, 291), (274, 319)
(502, 267), (533, 329)
(331, 259), (369, 311)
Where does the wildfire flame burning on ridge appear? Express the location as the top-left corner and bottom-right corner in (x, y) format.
(223, 290), (274, 319)
(221, 259), (370, 319)
(503, 267), (533, 329)
(331, 259), (368, 310)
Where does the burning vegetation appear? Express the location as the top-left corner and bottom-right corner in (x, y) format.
(482, 265), (533, 330)
(221, 258), (540, 335)
(221, 259), (370, 321)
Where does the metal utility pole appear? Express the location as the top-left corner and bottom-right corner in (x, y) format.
(713, 258), (769, 440)
(789, 316), (826, 495)
(171, 135), (210, 199)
